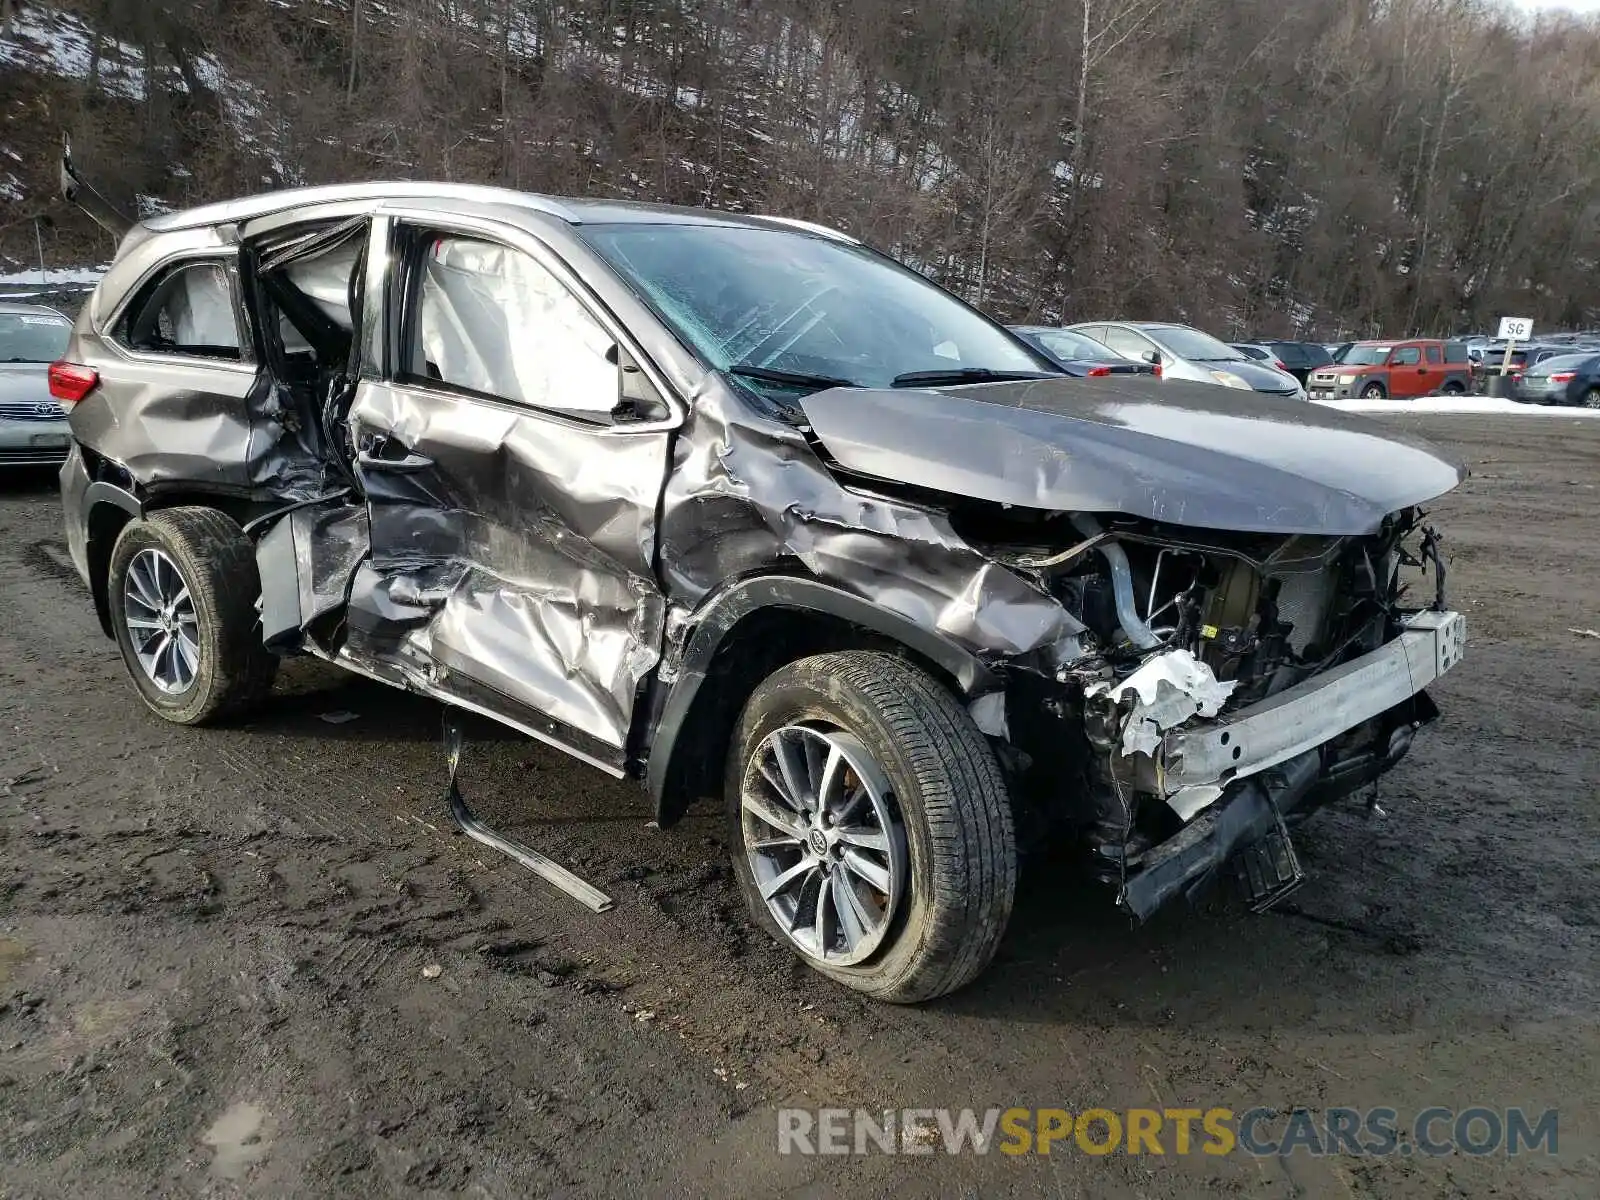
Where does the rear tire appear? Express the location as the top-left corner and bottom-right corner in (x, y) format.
(1360, 381), (1387, 399)
(107, 508), (278, 725)
(1441, 380), (1465, 396)
(726, 651), (1016, 1003)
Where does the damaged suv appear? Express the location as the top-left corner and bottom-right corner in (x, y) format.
(55, 183), (1466, 1001)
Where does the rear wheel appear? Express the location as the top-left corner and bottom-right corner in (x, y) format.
(1360, 381), (1387, 399)
(1441, 380), (1466, 396)
(107, 508), (278, 725)
(1583, 388), (1600, 410)
(726, 651), (1016, 1002)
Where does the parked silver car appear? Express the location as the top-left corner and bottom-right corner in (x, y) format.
(1068, 321), (1307, 400)
(0, 301), (75, 466)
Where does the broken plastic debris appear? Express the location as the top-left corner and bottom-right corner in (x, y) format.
(421, 964), (443, 980)
(318, 710), (360, 725)
(1086, 649), (1237, 758)
(1568, 628), (1600, 639)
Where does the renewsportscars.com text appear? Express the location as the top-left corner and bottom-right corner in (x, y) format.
(776, 1106), (1558, 1157)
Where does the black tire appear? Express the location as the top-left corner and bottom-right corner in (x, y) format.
(725, 651), (1016, 1003)
(107, 507), (278, 725)
(1584, 388), (1600, 410)
(1360, 381), (1387, 399)
(1441, 380), (1466, 396)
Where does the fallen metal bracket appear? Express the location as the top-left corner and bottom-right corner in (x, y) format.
(443, 716), (614, 913)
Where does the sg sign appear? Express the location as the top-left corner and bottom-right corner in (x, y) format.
(1497, 317), (1534, 340)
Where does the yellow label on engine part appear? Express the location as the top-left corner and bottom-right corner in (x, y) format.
(1200, 624), (1220, 640)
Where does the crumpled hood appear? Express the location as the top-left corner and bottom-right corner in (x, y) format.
(800, 375), (1465, 535)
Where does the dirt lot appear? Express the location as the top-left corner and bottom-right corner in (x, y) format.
(1, 415), (1596, 1198)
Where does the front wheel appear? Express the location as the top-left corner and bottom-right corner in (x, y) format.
(726, 651), (1016, 1002)
(1583, 388), (1600, 410)
(107, 508), (278, 725)
(1360, 381), (1387, 399)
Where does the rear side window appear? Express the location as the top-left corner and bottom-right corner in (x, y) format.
(403, 234), (617, 422)
(1391, 347), (1421, 366)
(1444, 342), (1468, 363)
(118, 261), (243, 360)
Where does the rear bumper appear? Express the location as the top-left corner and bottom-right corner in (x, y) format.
(1121, 611), (1465, 918)
(59, 443), (93, 586)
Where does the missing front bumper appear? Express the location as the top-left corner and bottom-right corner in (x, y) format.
(1160, 611), (1464, 812)
(1116, 610), (1464, 919)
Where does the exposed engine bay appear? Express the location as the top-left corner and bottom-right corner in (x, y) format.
(955, 501), (1457, 912)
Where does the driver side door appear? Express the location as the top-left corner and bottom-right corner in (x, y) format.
(346, 216), (677, 769)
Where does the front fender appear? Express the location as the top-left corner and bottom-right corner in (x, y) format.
(644, 575), (998, 820)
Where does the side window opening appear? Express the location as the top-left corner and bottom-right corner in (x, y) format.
(1391, 347), (1421, 366)
(403, 234), (618, 423)
(1426, 345), (1443, 364)
(118, 261), (242, 360)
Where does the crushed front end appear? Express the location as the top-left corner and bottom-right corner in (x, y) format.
(965, 506), (1464, 917)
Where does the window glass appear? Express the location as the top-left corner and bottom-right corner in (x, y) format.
(409, 236), (616, 420)
(1099, 327), (1157, 360)
(1035, 329), (1115, 362)
(121, 262), (241, 359)
(0, 311), (72, 363)
(1144, 326), (1240, 360)
(1391, 347), (1421, 365)
(1425, 345), (1442, 364)
(1343, 345), (1390, 365)
(580, 223), (1044, 388)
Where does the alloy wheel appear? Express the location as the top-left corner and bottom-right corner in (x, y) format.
(739, 723), (908, 966)
(122, 548), (200, 694)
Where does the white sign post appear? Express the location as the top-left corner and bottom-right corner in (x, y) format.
(1496, 316), (1534, 379)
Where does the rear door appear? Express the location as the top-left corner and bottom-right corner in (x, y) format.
(1388, 344), (1425, 397)
(346, 214), (677, 765)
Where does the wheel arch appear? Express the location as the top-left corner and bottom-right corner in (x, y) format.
(645, 576), (998, 828)
(84, 481), (259, 637)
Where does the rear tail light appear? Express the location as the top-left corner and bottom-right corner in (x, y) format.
(1152, 364), (1162, 378)
(1274, 360), (1289, 372)
(1086, 365), (1113, 377)
(1548, 372), (1575, 383)
(48, 361), (99, 406)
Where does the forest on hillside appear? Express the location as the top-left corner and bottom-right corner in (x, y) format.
(4, 0), (1600, 336)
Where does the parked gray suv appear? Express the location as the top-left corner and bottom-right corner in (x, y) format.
(56, 182), (1467, 1000)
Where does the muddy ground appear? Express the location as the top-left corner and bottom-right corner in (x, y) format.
(1, 415), (1596, 1198)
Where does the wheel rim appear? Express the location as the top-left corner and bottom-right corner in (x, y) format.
(740, 723), (908, 967)
(1585, 390), (1600, 409)
(122, 548), (200, 694)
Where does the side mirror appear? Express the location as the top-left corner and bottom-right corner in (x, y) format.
(1140, 349), (1161, 365)
(608, 344), (670, 423)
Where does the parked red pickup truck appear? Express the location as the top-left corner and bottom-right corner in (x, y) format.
(1307, 340), (1471, 399)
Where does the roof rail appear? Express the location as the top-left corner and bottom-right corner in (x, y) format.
(143, 182), (581, 233)
(756, 215), (859, 244)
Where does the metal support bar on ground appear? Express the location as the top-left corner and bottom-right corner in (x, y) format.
(443, 716), (614, 913)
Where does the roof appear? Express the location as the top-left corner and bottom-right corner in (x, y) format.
(0, 301), (68, 317)
(142, 181), (855, 242)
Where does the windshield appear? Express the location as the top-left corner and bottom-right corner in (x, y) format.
(1342, 345), (1392, 366)
(1142, 325), (1241, 362)
(0, 312), (72, 363)
(1032, 328), (1115, 362)
(580, 223), (1047, 389)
